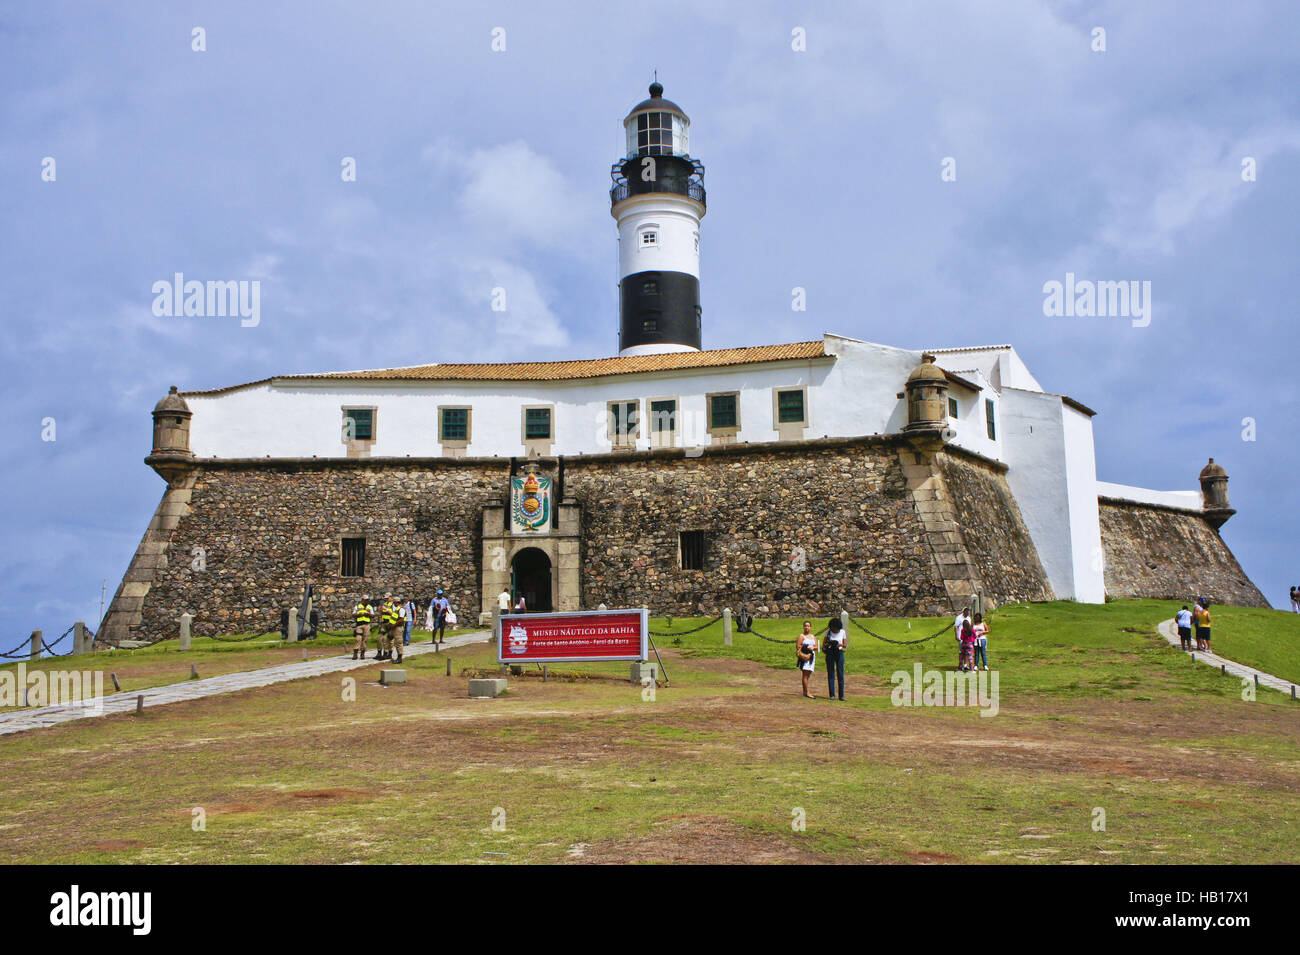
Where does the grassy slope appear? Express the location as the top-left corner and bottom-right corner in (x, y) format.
(656, 599), (1300, 697)
(0, 601), (1296, 864)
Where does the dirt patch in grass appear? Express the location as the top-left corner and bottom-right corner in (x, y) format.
(567, 814), (833, 864)
(200, 788), (377, 816)
(905, 849), (959, 864)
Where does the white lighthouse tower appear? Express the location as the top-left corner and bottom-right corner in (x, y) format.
(611, 82), (706, 356)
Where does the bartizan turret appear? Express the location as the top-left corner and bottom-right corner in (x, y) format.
(147, 385), (194, 483)
(1199, 457), (1235, 530)
(904, 354), (951, 430)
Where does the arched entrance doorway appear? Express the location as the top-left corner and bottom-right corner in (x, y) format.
(511, 547), (553, 612)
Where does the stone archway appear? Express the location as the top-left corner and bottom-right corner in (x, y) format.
(511, 547), (553, 612)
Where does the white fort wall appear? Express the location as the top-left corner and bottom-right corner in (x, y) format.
(1096, 481), (1202, 511)
(176, 332), (1185, 606)
(184, 336), (992, 461)
(997, 387), (1105, 601)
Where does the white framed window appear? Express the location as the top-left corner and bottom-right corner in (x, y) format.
(640, 230), (657, 247)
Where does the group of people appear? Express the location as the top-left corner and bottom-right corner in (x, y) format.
(1290, 586), (1300, 613)
(795, 618), (848, 700)
(952, 607), (990, 672)
(1174, 600), (1213, 652)
(350, 591), (455, 661)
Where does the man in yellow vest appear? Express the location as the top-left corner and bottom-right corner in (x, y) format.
(378, 593), (403, 663)
(352, 595), (374, 661)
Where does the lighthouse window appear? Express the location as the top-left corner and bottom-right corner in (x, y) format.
(640, 231), (657, 247)
(642, 318), (658, 333)
(642, 279), (658, 294)
(340, 538), (366, 578)
(636, 111), (675, 156)
(986, 399), (997, 440)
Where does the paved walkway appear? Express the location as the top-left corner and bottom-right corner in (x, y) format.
(1157, 619), (1296, 697)
(0, 629), (492, 738)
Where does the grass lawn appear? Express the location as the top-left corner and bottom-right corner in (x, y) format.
(0, 601), (1295, 864)
(0, 628), (470, 703)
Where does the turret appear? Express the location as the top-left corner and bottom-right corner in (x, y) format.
(610, 81), (706, 356)
(148, 386), (194, 483)
(904, 354), (950, 431)
(1199, 457), (1235, 529)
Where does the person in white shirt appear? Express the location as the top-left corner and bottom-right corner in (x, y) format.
(431, 590), (451, 645)
(822, 618), (848, 700)
(953, 608), (971, 668)
(1175, 605), (1194, 650)
(796, 620), (818, 699)
(498, 589), (512, 612)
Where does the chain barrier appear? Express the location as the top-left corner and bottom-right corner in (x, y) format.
(0, 640), (35, 659)
(648, 615), (722, 637)
(41, 626), (76, 655)
(2, 625), (75, 660)
(206, 628), (280, 643)
(847, 614), (952, 646)
(745, 624), (798, 645)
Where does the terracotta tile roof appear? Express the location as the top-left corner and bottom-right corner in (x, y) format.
(184, 341), (829, 395)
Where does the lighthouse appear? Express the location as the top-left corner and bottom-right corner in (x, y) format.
(611, 82), (706, 356)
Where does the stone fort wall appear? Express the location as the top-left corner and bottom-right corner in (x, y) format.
(1098, 498), (1268, 607)
(104, 437), (1061, 641)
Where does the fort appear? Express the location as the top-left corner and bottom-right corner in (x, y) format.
(99, 82), (1266, 644)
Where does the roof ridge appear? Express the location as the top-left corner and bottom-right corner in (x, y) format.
(181, 340), (830, 397)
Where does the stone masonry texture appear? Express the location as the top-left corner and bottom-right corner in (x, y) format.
(103, 438), (1265, 642)
(1098, 498), (1268, 607)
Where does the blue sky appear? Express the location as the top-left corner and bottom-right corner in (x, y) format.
(2, 0), (1297, 647)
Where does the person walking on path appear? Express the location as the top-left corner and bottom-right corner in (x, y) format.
(796, 620), (818, 699)
(431, 589), (451, 645)
(822, 618), (847, 700)
(498, 588), (512, 613)
(971, 613), (990, 670)
(351, 595), (374, 661)
(1291, 586), (1299, 613)
(953, 607), (971, 670)
(1175, 605), (1194, 651)
(1194, 602), (1213, 653)
(513, 593), (527, 614)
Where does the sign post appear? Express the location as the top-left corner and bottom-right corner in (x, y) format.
(497, 608), (649, 665)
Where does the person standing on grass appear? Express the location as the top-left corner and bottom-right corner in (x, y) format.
(953, 607), (971, 670)
(822, 618), (847, 701)
(971, 613), (989, 671)
(959, 615), (977, 671)
(1291, 586), (1299, 613)
(796, 620), (818, 699)
(1175, 605), (1194, 651)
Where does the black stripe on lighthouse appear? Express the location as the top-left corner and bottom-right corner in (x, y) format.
(618, 271), (701, 352)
